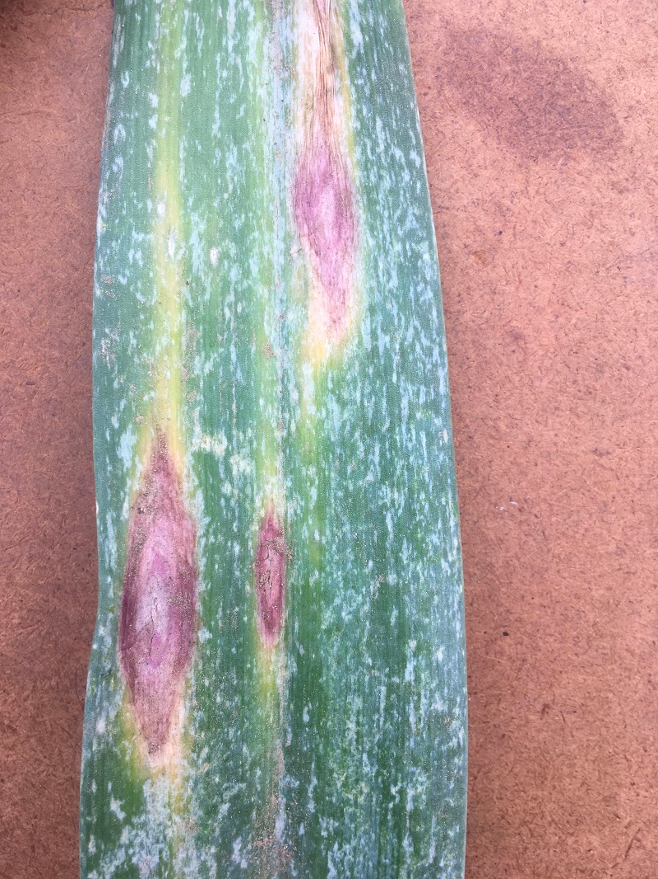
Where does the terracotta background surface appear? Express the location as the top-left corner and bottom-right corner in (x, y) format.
(1, 0), (656, 876)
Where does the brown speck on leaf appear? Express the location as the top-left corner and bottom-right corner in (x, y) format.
(254, 511), (287, 649)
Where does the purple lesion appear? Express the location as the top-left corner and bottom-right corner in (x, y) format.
(293, 122), (356, 335)
(119, 434), (197, 755)
(254, 511), (287, 649)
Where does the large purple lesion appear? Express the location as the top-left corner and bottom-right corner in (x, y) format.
(254, 511), (287, 649)
(293, 122), (356, 334)
(119, 433), (197, 755)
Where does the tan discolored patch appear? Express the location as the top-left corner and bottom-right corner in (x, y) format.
(119, 432), (197, 756)
(439, 26), (623, 162)
(293, 120), (356, 334)
(292, 0), (359, 357)
(254, 510), (287, 649)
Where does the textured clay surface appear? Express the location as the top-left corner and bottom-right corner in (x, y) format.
(1, 1), (657, 877)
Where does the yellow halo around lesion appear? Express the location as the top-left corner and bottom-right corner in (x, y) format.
(293, 0), (364, 372)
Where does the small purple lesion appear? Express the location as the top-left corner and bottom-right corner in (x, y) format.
(119, 433), (197, 755)
(254, 511), (287, 649)
(293, 122), (356, 336)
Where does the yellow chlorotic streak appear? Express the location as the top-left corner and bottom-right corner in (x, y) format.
(122, 687), (189, 784)
(251, 492), (288, 870)
(253, 318), (282, 505)
(151, 126), (186, 473)
(121, 707), (190, 872)
(140, 1), (187, 473)
(292, 0), (363, 370)
(122, 7), (190, 780)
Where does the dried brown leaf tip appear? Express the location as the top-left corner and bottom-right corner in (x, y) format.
(119, 433), (197, 755)
(254, 511), (287, 649)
